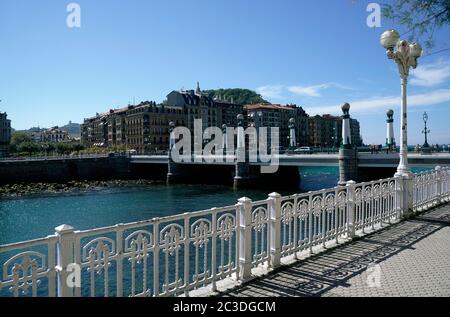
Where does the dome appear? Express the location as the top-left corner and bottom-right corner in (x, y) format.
(341, 103), (350, 112)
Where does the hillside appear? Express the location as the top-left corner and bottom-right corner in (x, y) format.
(61, 121), (81, 138)
(203, 88), (270, 105)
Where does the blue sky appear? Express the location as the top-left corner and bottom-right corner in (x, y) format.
(0, 0), (449, 144)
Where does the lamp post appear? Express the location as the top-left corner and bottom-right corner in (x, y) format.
(380, 29), (422, 177)
(288, 118), (296, 150)
(386, 109), (395, 152)
(422, 112), (431, 154)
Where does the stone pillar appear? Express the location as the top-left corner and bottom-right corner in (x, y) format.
(268, 192), (282, 268)
(435, 166), (442, 204)
(234, 114), (250, 189)
(222, 124), (227, 154)
(386, 109), (395, 151)
(289, 118), (296, 149)
(346, 180), (356, 238)
(338, 103), (358, 185)
(167, 121), (179, 184)
(238, 197), (253, 281)
(397, 173), (414, 219)
(55, 224), (76, 297)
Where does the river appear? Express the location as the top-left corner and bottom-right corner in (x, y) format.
(0, 166), (430, 244)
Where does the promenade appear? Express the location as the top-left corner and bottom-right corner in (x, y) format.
(220, 204), (450, 297)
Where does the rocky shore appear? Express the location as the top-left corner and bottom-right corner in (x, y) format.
(0, 179), (162, 198)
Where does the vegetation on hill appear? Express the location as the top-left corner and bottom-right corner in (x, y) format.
(203, 88), (270, 105)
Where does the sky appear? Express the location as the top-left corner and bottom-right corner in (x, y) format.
(0, 0), (449, 145)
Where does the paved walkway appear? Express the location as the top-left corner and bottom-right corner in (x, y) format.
(219, 204), (450, 297)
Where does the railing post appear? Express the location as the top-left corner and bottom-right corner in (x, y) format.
(394, 175), (403, 219)
(395, 174), (413, 219)
(404, 175), (414, 217)
(346, 181), (356, 239)
(238, 197), (253, 282)
(435, 166), (442, 204)
(268, 192), (282, 268)
(394, 175), (408, 220)
(55, 224), (76, 297)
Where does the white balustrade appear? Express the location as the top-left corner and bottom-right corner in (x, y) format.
(1, 167), (449, 297)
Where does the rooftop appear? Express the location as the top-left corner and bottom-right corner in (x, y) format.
(244, 103), (298, 111)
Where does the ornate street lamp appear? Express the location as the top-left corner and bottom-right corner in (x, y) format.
(422, 112), (431, 153)
(380, 29), (422, 177)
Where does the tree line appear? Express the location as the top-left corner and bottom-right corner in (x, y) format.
(8, 132), (84, 156)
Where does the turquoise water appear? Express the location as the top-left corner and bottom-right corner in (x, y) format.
(0, 167), (340, 244)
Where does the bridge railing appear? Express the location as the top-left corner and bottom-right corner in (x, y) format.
(413, 166), (450, 212)
(1, 168), (449, 297)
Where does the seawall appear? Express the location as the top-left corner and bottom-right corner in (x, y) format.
(0, 156), (135, 185)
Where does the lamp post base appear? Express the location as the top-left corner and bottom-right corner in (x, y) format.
(394, 166), (413, 178)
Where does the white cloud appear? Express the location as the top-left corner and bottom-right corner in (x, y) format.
(255, 85), (284, 99)
(410, 59), (450, 87)
(288, 82), (352, 97)
(305, 89), (450, 115)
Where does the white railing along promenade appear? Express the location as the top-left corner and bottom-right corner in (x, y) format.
(1, 167), (449, 297)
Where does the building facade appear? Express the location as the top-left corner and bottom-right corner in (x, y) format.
(0, 112), (12, 157)
(80, 85), (364, 153)
(244, 104), (309, 148)
(166, 83), (244, 131)
(40, 127), (70, 143)
(308, 114), (362, 148)
(81, 102), (184, 153)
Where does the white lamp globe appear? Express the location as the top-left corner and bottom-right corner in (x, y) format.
(409, 42), (423, 58)
(397, 40), (410, 55)
(380, 29), (400, 49)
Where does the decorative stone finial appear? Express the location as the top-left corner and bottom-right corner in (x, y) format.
(341, 103), (350, 112)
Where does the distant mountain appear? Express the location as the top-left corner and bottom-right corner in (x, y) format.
(203, 88), (270, 105)
(60, 121), (81, 138)
(17, 121), (81, 138)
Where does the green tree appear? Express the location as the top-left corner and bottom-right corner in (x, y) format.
(9, 132), (34, 154)
(41, 143), (55, 155)
(10, 131), (32, 146)
(382, 0), (450, 49)
(203, 88), (270, 105)
(72, 143), (85, 153)
(55, 143), (71, 155)
(17, 141), (40, 155)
